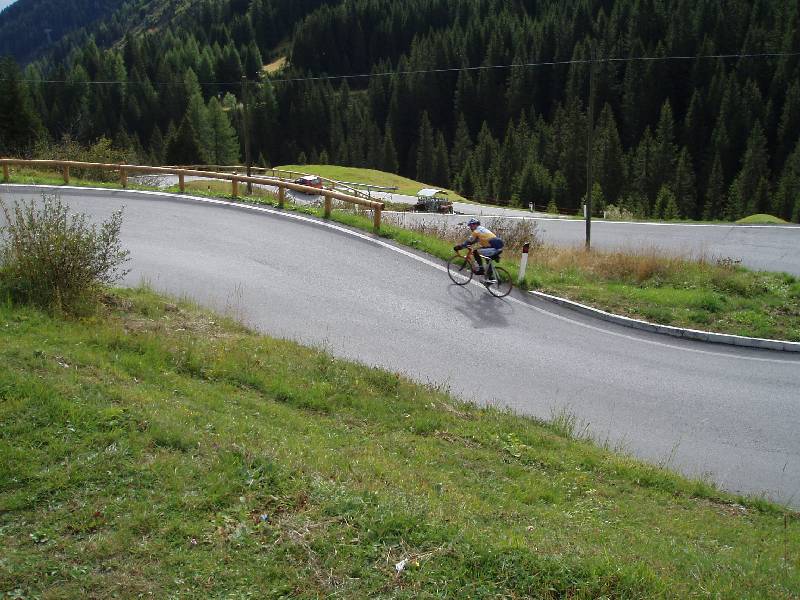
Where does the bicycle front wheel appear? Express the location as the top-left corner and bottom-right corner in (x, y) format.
(447, 255), (473, 285)
(486, 265), (513, 298)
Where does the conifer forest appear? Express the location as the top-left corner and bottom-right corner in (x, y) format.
(1, 0), (798, 221)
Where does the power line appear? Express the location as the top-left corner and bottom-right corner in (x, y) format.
(3, 51), (799, 87)
(270, 52), (800, 83)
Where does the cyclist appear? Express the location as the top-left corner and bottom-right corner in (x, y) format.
(453, 218), (504, 279)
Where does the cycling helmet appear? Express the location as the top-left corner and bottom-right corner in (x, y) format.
(467, 218), (480, 226)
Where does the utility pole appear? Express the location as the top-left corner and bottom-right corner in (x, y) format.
(585, 44), (596, 250)
(241, 76), (253, 195)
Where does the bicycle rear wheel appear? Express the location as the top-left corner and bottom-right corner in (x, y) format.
(486, 265), (512, 297)
(447, 255), (473, 285)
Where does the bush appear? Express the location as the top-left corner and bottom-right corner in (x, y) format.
(0, 193), (130, 313)
(604, 204), (635, 221)
(33, 136), (139, 182)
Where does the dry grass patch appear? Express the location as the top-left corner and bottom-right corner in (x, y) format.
(264, 56), (287, 73)
(530, 246), (689, 284)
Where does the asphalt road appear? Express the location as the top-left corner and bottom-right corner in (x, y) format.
(2, 185), (799, 507)
(140, 176), (800, 275)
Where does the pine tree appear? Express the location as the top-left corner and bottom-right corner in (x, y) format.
(723, 182), (744, 221)
(630, 128), (657, 208)
(653, 100), (678, 197)
(165, 117), (204, 165)
(458, 165), (478, 200)
(251, 80), (278, 165)
(198, 49), (217, 98)
(553, 98), (586, 210)
(777, 80), (800, 170)
(381, 125), (399, 174)
(149, 125), (165, 165)
(673, 147), (697, 218)
(365, 121), (383, 171)
(57, 63), (91, 139)
(728, 121), (771, 217)
(467, 122), (500, 202)
(432, 132), (450, 188)
(682, 90), (706, 173)
(450, 114), (473, 183)
(594, 103), (625, 206)
(0, 57), (43, 154)
(207, 97), (240, 165)
(244, 40), (263, 80)
(415, 112), (435, 183)
(775, 138), (800, 221)
(702, 153), (725, 220)
(653, 185), (672, 219)
(517, 161), (552, 210)
(216, 43), (243, 88)
(621, 41), (647, 147)
(185, 81), (213, 163)
(550, 171), (568, 209)
(583, 182), (606, 215)
(660, 186), (680, 220)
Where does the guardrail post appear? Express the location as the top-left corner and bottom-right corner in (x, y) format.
(374, 207), (382, 231)
(518, 242), (531, 284)
(2, 163), (8, 182)
(63, 165), (70, 184)
(179, 173), (185, 192)
(278, 186), (285, 208)
(120, 168), (127, 188)
(324, 193), (332, 218)
(232, 178), (239, 198)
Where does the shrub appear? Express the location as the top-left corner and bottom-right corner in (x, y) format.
(604, 204), (635, 221)
(33, 135), (139, 181)
(0, 193), (130, 313)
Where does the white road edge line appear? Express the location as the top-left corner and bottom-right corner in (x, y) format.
(5, 184), (798, 365)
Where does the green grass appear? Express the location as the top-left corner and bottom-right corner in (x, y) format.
(1, 168), (153, 192)
(1, 288), (798, 598)
(736, 213), (789, 225)
(528, 257), (800, 341)
(277, 164), (466, 200)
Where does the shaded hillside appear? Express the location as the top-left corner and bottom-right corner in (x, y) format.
(0, 0), (127, 62)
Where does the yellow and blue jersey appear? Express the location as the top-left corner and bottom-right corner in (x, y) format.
(464, 226), (503, 249)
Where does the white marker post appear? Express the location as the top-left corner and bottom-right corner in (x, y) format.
(518, 242), (530, 284)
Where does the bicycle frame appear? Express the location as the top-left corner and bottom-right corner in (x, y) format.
(457, 247), (497, 280)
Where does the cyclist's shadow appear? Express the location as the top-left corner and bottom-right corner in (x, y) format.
(447, 283), (514, 329)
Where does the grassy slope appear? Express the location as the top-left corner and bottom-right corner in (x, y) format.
(525, 250), (800, 341)
(277, 164), (466, 200)
(1, 289), (798, 598)
(736, 214), (789, 225)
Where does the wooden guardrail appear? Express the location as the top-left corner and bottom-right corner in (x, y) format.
(0, 159), (385, 230)
(167, 164), (389, 204)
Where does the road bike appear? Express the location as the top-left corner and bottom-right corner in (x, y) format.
(447, 247), (512, 297)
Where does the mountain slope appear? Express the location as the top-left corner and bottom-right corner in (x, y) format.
(0, 0), (127, 62)
(2, 0), (799, 223)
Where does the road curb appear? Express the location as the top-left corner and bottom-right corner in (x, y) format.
(529, 290), (800, 352)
